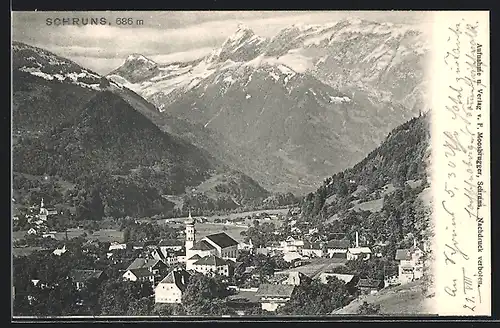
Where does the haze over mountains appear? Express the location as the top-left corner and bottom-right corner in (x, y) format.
(12, 18), (429, 219)
(108, 19), (429, 193)
(12, 41), (273, 219)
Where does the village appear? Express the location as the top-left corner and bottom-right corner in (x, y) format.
(13, 198), (427, 315)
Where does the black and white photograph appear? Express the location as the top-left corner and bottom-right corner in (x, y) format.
(11, 10), (490, 318)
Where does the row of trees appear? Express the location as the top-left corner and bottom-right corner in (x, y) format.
(121, 220), (181, 244)
(232, 251), (290, 286)
(240, 221), (280, 248)
(278, 278), (353, 315)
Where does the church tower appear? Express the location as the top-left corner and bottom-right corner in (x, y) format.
(39, 198), (48, 221)
(185, 210), (196, 255)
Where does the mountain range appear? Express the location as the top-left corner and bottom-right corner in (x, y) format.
(12, 41), (272, 219)
(107, 19), (429, 193)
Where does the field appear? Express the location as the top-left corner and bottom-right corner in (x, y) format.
(351, 198), (384, 213)
(86, 229), (124, 243)
(165, 208), (288, 223)
(276, 257), (347, 278)
(332, 280), (433, 315)
(13, 230), (27, 242)
(12, 246), (50, 257)
(13, 228), (124, 243)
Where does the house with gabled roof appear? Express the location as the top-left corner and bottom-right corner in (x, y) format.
(256, 283), (296, 312)
(109, 242), (127, 251)
(151, 246), (184, 266)
(159, 239), (183, 252)
(186, 254), (202, 271)
(301, 241), (324, 258)
(69, 269), (105, 291)
(126, 258), (167, 276)
(356, 278), (384, 295)
(191, 254), (230, 277)
(155, 269), (191, 304)
(347, 247), (372, 260)
(316, 273), (359, 293)
(317, 272), (357, 285)
(326, 239), (350, 258)
(123, 267), (155, 283)
(52, 245), (67, 256)
(395, 241), (424, 284)
(279, 236), (305, 254)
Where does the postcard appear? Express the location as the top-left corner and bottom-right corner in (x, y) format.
(11, 10), (490, 318)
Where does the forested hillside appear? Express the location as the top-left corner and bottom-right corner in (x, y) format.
(299, 113), (431, 258)
(12, 42), (272, 220)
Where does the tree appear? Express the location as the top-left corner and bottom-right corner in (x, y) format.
(279, 278), (350, 315)
(358, 301), (381, 315)
(152, 303), (185, 316)
(181, 273), (234, 316)
(123, 227), (131, 243)
(126, 297), (154, 316)
(99, 280), (153, 315)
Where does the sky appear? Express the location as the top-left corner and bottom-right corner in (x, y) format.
(12, 11), (430, 74)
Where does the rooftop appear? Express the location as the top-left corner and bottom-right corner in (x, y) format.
(395, 249), (411, 261)
(126, 258), (163, 271)
(395, 246), (423, 260)
(187, 254), (202, 261)
(357, 278), (382, 289)
(159, 269), (191, 291)
(193, 254), (228, 266)
(69, 269), (104, 283)
(191, 240), (216, 251)
(303, 241), (323, 250)
(159, 239), (183, 247)
(348, 247), (372, 254)
(228, 290), (260, 303)
(326, 239), (350, 249)
(318, 273), (356, 284)
(256, 284), (295, 298)
(204, 232), (239, 249)
(128, 268), (154, 278)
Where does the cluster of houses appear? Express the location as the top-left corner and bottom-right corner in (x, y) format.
(19, 209), (426, 314)
(19, 199), (59, 236)
(256, 231), (372, 265)
(131, 215), (424, 313)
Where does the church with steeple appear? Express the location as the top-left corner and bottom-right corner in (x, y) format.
(183, 210), (240, 274)
(37, 198), (58, 221)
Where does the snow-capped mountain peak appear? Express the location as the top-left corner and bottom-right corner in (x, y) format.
(206, 25), (268, 64)
(12, 41), (104, 90)
(125, 53), (156, 66)
(228, 23), (255, 43)
(108, 53), (159, 83)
